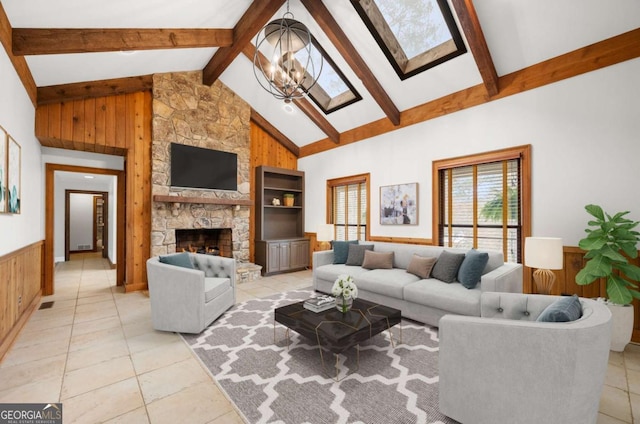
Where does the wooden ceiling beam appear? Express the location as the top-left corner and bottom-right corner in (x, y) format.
(244, 45), (340, 144)
(37, 75), (153, 105)
(451, 0), (499, 97)
(250, 109), (299, 157)
(300, 27), (640, 157)
(300, 0), (400, 126)
(0, 3), (36, 106)
(12, 28), (233, 55)
(202, 0), (285, 86)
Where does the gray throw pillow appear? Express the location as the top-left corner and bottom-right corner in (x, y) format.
(332, 240), (359, 264)
(159, 252), (194, 269)
(537, 295), (583, 322)
(431, 251), (466, 283)
(406, 254), (437, 279)
(457, 249), (489, 289)
(345, 244), (374, 266)
(361, 250), (394, 270)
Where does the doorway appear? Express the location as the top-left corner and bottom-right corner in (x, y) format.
(64, 190), (109, 261)
(44, 164), (125, 295)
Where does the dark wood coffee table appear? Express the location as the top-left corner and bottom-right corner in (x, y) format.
(274, 298), (402, 380)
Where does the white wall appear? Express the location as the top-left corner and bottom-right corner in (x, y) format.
(299, 58), (640, 247)
(69, 193), (95, 251)
(0, 46), (43, 256)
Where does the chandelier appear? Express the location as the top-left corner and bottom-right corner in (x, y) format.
(253, 0), (323, 103)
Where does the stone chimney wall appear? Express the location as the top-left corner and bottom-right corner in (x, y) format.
(151, 71), (251, 261)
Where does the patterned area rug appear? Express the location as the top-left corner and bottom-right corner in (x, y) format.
(183, 289), (457, 424)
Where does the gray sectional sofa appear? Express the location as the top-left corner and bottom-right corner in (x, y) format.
(312, 241), (523, 327)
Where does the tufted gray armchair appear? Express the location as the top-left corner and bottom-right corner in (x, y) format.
(439, 291), (612, 424)
(146, 252), (236, 334)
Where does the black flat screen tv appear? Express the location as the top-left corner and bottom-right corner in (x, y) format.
(170, 143), (237, 191)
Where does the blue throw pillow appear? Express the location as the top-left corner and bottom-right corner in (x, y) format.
(457, 249), (489, 289)
(333, 240), (359, 264)
(159, 252), (194, 269)
(537, 295), (583, 322)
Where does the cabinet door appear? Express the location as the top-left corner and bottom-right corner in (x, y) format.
(279, 242), (291, 271)
(267, 243), (281, 273)
(290, 240), (309, 269)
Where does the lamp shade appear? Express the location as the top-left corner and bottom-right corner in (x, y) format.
(316, 224), (334, 242)
(524, 237), (563, 270)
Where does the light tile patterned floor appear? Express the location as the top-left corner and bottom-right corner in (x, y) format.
(0, 252), (637, 423)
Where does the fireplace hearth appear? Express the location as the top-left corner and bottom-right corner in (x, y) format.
(175, 228), (233, 258)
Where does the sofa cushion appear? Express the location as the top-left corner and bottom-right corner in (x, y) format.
(333, 240), (359, 264)
(406, 254), (437, 279)
(362, 251), (394, 270)
(457, 249), (489, 289)
(315, 264), (371, 283)
(537, 295), (583, 322)
(346, 244), (375, 266)
(431, 251), (465, 283)
(357, 269), (420, 299)
(204, 277), (231, 303)
(404, 279), (481, 316)
(159, 252), (194, 269)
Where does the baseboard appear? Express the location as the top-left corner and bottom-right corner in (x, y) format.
(0, 292), (41, 363)
(54, 256), (65, 263)
(125, 282), (148, 293)
(107, 257), (116, 269)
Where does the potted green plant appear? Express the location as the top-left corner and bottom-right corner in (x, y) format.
(576, 204), (640, 351)
(283, 193), (295, 207)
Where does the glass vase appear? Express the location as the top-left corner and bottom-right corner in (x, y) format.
(336, 295), (353, 313)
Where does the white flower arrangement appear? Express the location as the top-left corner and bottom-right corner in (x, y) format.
(332, 274), (358, 299)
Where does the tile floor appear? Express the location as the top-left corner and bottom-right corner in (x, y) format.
(0, 252), (637, 423)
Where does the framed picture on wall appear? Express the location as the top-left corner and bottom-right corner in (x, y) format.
(380, 182), (418, 225)
(0, 126), (6, 213)
(7, 135), (21, 214)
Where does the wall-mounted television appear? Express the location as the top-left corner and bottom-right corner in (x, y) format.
(170, 143), (238, 191)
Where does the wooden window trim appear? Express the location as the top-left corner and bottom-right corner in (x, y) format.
(326, 173), (370, 241)
(431, 145), (531, 260)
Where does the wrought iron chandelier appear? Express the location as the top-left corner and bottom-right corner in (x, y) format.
(253, 0), (323, 103)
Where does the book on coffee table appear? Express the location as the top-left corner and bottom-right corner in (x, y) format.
(303, 295), (335, 313)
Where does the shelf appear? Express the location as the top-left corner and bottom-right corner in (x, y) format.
(264, 186), (303, 193)
(153, 195), (253, 206)
(264, 205), (302, 209)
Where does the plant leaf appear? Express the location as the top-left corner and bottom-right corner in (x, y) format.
(607, 275), (634, 305)
(576, 268), (597, 285)
(585, 204), (605, 221)
(578, 237), (606, 251)
(618, 263), (640, 282)
(583, 255), (612, 277)
(630, 290), (640, 300)
(600, 244), (629, 263)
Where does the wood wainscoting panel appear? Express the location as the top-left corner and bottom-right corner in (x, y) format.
(0, 241), (43, 361)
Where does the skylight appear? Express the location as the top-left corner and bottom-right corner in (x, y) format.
(351, 0), (466, 80)
(296, 39), (362, 114)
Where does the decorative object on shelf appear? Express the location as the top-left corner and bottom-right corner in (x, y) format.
(303, 295), (335, 313)
(380, 182), (418, 225)
(576, 204), (640, 351)
(524, 237), (563, 294)
(272, 197), (281, 206)
(316, 223), (334, 250)
(332, 274), (357, 313)
(283, 193), (295, 207)
(253, 0), (323, 103)
(7, 135), (20, 214)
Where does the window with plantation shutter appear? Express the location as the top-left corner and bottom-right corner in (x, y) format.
(327, 174), (370, 241)
(433, 146), (531, 263)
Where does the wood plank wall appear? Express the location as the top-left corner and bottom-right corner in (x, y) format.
(526, 246), (640, 343)
(249, 121), (298, 263)
(0, 242), (43, 361)
(35, 92), (152, 293)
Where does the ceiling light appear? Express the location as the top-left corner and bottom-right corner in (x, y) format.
(253, 0), (323, 103)
(84, 175), (95, 179)
(282, 103), (295, 113)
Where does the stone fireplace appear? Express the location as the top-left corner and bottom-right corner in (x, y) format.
(150, 71), (251, 262)
(175, 228), (233, 258)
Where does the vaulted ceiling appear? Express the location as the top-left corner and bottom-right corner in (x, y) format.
(2, 0), (640, 158)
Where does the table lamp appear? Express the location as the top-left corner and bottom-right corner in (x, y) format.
(524, 237), (563, 294)
(316, 224), (334, 251)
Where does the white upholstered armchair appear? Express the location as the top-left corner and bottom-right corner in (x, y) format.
(439, 292), (612, 424)
(146, 252), (236, 334)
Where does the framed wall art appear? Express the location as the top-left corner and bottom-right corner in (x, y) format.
(380, 182), (418, 225)
(7, 135), (21, 214)
(0, 126), (6, 213)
